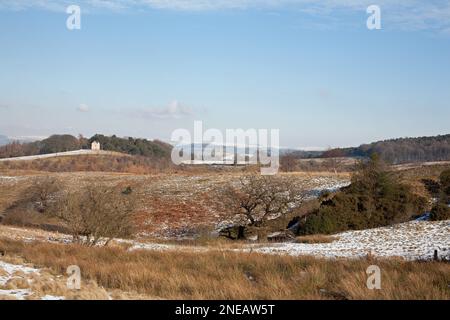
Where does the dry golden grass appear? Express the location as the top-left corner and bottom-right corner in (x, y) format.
(0, 259), (111, 300)
(0, 255), (155, 300)
(392, 163), (450, 199)
(0, 238), (448, 300)
(295, 235), (338, 244)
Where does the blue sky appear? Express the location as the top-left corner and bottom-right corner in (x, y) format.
(0, 0), (450, 149)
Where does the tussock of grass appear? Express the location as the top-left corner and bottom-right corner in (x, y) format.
(0, 238), (449, 300)
(295, 235), (338, 244)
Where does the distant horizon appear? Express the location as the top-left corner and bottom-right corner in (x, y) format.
(2, 131), (449, 152)
(1, 1), (449, 149)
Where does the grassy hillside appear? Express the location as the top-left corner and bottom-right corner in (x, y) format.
(0, 154), (172, 174)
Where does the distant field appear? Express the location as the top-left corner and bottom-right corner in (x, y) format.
(392, 161), (450, 171)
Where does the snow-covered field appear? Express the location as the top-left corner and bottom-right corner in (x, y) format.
(248, 220), (450, 261)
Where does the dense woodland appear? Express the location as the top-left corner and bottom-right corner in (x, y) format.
(88, 134), (172, 159)
(321, 134), (450, 164)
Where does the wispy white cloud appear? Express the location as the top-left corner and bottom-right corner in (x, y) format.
(8, 135), (48, 142)
(133, 100), (193, 119)
(1, 0), (450, 33)
(0, 0), (66, 12)
(76, 103), (90, 112)
(87, 0), (130, 11)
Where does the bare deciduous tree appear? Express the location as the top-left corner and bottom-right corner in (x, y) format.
(50, 185), (135, 246)
(27, 177), (61, 213)
(221, 175), (307, 239)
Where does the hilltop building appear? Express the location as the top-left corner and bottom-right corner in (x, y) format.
(91, 141), (101, 151)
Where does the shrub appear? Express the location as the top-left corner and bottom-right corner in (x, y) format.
(440, 169), (450, 200)
(298, 155), (427, 235)
(440, 169), (450, 188)
(2, 176), (60, 221)
(2, 208), (44, 227)
(430, 202), (450, 221)
(49, 184), (135, 246)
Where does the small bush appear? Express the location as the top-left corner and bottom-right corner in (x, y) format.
(430, 202), (450, 221)
(440, 169), (450, 189)
(440, 169), (450, 200)
(2, 208), (43, 227)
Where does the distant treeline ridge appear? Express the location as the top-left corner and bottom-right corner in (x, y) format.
(320, 134), (450, 164)
(0, 134), (173, 160)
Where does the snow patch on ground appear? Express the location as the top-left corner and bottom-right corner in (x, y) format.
(122, 239), (208, 253)
(41, 294), (65, 300)
(0, 260), (40, 285)
(247, 220), (450, 261)
(0, 176), (25, 184)
(0, 288), (32, 300)
(0, 176), (19, 180)
(0, 260), (40, 300)
(306, 178), (351, 198)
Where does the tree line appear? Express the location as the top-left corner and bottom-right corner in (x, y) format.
(0, 134), (173, 160)
(321, 134), (450, 164)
